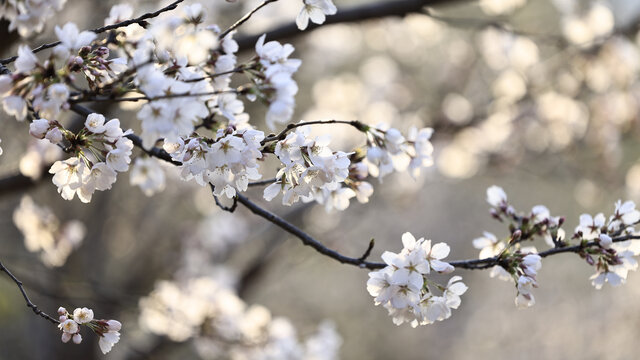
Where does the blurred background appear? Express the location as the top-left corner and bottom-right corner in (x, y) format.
(2, 0), (640, 358)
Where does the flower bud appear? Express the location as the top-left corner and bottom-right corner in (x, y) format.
(72, 333), (82, 344)
(598, 234), (613, 249)
(57, 307), (67, 315)
(45, 127), (63, 144)
(61, 332), (72, 343)
(29, 119), (50, 139)
(106, 320), (122, 332)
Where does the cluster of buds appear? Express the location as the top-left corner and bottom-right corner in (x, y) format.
(72, 45), (126, 87)
(30, 113), (132, 203)
(0, 46), (70, 121)
(57, 306), (121, 354)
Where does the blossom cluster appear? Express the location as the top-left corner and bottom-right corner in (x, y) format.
(573, 200), (640, 289)
(18, 139), (63, 180)
(30, 113), (133, 202)
(165, 128), (264, 198)
(367, 232), (467, 327)
(477, 185), (640, 308)
(13, 195), (85, 267)
(264, 126), (351, 208)
(253, 34), (301, 129)
(129, 157), (167, 196)
(364, 125), (435, 180)
(1, 0), (67, 37)
(0, 24), (125, 122)
(57, 306), (121, 354)
(139, 275), (341, 359)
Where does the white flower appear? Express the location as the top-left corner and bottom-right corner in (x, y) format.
(486, 185), (507, 207)
(130, 157), (166, 196)
(54, 22), (97, 55)
(422, 240), (454, 273)
(521, 253), (541, 277)
(610, 200), (640, 231)
(15, 45), (38, 73)
(590, 270), (623, 289)
(49, 157), (88, 201)
(73, 307), (94, 324)
(599, 234), (613, 249)
(296, 0), (337, 30)
(104, 4), (133, 25)
(98, 331), (121, 354)
(106, 320), (122, 332)
(575, 213), (606, 240)
(354, 181), (374, 204)
(59, 319), (78, 334)
(443, 276), (468, 309)
(85, 113), (106, 134)
(61, 332), (72, 343)
(45, 128), (63, 144)
(30, 119), (51, 139)
(472, 231), (505, 259)
(515, 275), (536, 308)
(2, 96), (28, 120)
(106, 143), (132, 172)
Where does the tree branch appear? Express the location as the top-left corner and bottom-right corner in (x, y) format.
(261, 119), (367, 145)
(235, 0), (466, 52)
(0, 0), (186, 65)
(219, 0), (279, 40)
(235, 193), (386, 269)
(0, 259), (60, 325)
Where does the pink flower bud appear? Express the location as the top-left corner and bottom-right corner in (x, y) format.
(45, 127), (63, 144)
(72, 333), (82, 344)
(57, 307), (67, 315)
(61, 332), (71, 343)
(106, 320), (122, 332)
(59, 315), (67, 322)
(29, 119), (50, 139)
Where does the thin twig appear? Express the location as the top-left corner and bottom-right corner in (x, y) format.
(0, 260), (60, 325)
(210, 184), (238, 212)
(359, 239), (376, 262)
(235, 193), (386, 269)
(0, 0), (186, 65)
(261, 119), (367, 145)
(248, 178), (277, 187)
(219, 0), (279, 40)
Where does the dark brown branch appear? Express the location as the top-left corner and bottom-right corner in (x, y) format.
(0, 0), (186, 65)
(235, 193), (386, 269)
(235, 0), (466, 52)
(247, 178), (277, 187)
(261, 119), (367, 145)
(358, 239), (376, 262)
(0, 259), (60, 325)
(219, 0), (279, 40)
